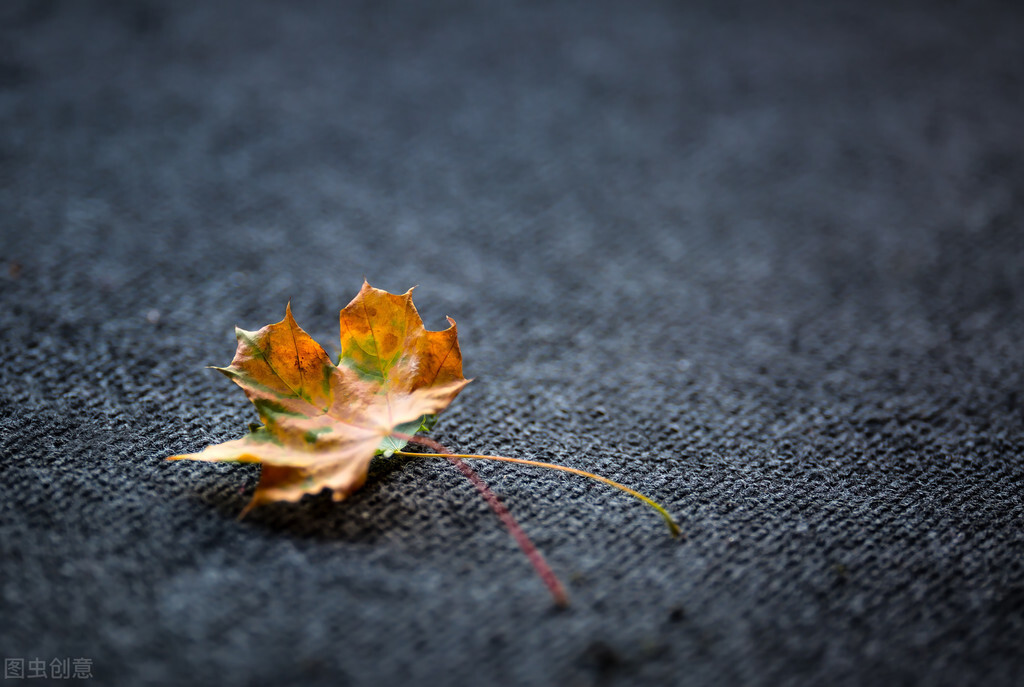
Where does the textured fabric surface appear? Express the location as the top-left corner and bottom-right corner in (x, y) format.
(2, 1), (1023, 685)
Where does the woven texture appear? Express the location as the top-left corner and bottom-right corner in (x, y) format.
(2, 1), (1022, 685)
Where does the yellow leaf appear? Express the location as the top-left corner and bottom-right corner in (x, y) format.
(169, 282), (470, 511)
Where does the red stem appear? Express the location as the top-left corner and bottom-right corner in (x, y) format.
(391, 432), (569, 607)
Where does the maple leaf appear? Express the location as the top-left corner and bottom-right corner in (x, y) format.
(169, 281), (470, 513)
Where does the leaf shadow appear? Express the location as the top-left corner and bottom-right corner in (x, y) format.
(196, 456), (449, 547)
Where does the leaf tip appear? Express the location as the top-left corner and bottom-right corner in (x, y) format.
(283, 301), (301, 327)
(209, 365), (235, 379)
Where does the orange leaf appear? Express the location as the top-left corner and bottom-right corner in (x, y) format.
(169, 281), (470, 511)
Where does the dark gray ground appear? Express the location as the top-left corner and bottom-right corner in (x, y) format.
(2, 1), (1023, 685)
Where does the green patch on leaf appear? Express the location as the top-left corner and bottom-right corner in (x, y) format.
(377, 414), (438, 456)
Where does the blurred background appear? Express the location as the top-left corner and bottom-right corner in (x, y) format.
(1, 0), (1022, 685)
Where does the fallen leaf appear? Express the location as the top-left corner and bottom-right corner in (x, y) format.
(169, 281), (470, 511)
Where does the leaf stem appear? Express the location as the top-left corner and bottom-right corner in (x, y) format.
(392, 447), (681, 538)
(389, 432), (569, 607)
